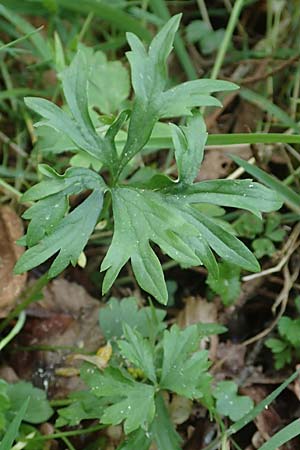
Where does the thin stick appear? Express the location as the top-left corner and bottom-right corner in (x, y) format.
(242, 222), (300, 281)
(241, 265), (299, 347)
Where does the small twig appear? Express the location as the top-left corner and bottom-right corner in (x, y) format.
(233, 56), (300, 85)
(242, 222), (300, 282)
(240, 265), (299, 347)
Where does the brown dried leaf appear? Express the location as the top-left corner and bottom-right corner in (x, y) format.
(0, 206), (27, 317)
(196, 145), (251, 181)
(215, 341), (247, 378)
(177, 296), (217, 329)
(169, 395), (193, 425)
(177, 296), (219, 359)
(242, 386), (282, 442)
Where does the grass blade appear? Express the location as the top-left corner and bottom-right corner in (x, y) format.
(258, 419), (300, 450)
(0, 4), (51, 61)
(0, 398), (29, 450)
(227, 370), (300, 436)
(56, 0), (151, 41)
(116, 132), (300, 152)
(231, 155), (300, 213)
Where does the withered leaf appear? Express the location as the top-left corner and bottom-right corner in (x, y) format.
(0, 206), (27, 317)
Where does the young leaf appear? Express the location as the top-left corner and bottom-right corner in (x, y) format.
(207, 261), (241, 306)
(252, 238), (275, 258)
(278, 317), (300, 347)
(159, 325), (212, 399)
(119, 14), (238, 172)
(87, 49), (130, 115)
(56, 391), (107, 427)
(213, 381), (253, 421)
(14, 165), (106, 276)
(117, 428), (151, 450)
(171, 112), (207, 184)
(265, 339), (292, 369)
(118, 324), (157, 383)
(15, 190), (104, 277)
(81, 365), (155, 433)
(25, 52), (117, 169)
(6, 381), (53, 424)
(99, 297), (166, 341)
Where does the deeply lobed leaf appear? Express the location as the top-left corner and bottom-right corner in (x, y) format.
(17, 15), (283, 305)
(14, 166), (107, 277)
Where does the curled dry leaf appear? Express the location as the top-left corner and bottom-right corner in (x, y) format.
(0, 206), (27, 317)
(69, 342), (112, 370)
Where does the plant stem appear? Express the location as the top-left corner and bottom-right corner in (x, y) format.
(28, 424), (104, 441)
(210, 0), (245, 80)
(196, 0), (212, 30)
(0, 311), (26, 351)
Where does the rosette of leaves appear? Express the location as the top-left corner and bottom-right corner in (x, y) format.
(15, 15), (282, 304)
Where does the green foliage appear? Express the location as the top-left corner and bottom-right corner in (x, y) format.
(266, 315), (300, 369)
(99, 297), (167, 340)
(206, 261), (241, 306)
(55, 391), (107, 427)
(14, 15), (282, 304)
(0, 379), (53, 446)
(14, 166), (106, 277)
(86, 47), (130, 115)
(213, 381), (254, 421)
(234, 212), (286, 259)
(0, 400), (29, 450)
(186, 20), (225, 55)
(57, 298), (226, 448)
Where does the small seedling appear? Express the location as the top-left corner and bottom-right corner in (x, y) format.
(266, 313), (300, 369)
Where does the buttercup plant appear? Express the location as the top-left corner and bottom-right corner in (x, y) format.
(14, 14), (282, 304)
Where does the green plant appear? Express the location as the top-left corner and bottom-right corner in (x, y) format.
(186, 20), (225, 55)
(14, 15), (282, 305)
(55, 296), (254, 449)
(234, 212), (286, 259)
(266, 311), (300, 369)
(0, 379), (53, 448)
(206, 260), (241, 306)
